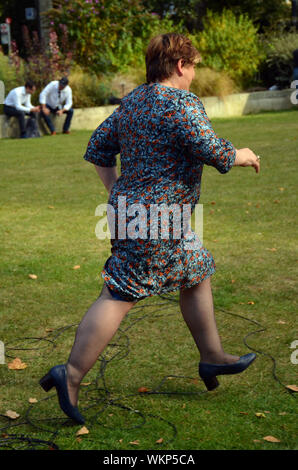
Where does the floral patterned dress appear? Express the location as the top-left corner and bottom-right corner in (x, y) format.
(84, 83), (236, 301)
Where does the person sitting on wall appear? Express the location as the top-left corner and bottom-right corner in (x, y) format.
(3, 80), (40, 138)
(39, 77), (73, 135)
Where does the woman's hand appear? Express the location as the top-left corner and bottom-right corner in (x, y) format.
(234, 148), (260, 174)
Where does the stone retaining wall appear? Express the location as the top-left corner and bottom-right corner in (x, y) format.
(0, 89), (295, 139)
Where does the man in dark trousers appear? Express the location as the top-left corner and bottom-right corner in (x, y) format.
(4, 80), (40, 138)
(39, 77), (73, 135)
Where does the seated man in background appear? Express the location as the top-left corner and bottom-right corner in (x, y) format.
(4, 80), (40, 138)
(39, 77), (73, 135)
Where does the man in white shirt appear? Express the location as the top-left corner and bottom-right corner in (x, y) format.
(4, 80), (40, 138)
(39, 77), (73, 135)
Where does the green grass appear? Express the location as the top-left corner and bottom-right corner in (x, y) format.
(0, 110), (297, 450)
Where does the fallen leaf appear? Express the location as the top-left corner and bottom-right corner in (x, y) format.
(239, 412), (248, 415)
(81, 382), (91, 386)
(108, 413), (113, 417)
(264, 411), (270, 414)
(73, 265), (80, 270)
(119, 439), (123, 443)
(209, 210), (215, 214)
(138, 387), (150, 393)
(5, 410), (20, 419)
(129, 440), (139, 446)
(255, 203), (260, 208)
(156, 438), (164, 444)
(76, 437), (82, 443)
(76, 426), (89, 436)
(45, 328), (54, 332)
(247, 301), (255, 305)
(286, 385), (298, 392)
(279, 412), (287, 416)
(255, 412), (266, 418)
(211, 201), (216, 205)
(182, 404), (186, 409)
(278, 187), (285, 191)
(212, 239), (218, 242)
(28, 398), (38, 403)
(263, 435), (281, 443)
(253, 439), (261, 443)
(231, 279), (236, 284)
(28, 274), (37, 279)
(273, 200), (280, 204)
(277, 320), (286, 324)
(266, 248), (277, 252)
(247, 202), (252, 206)
(8, 358), (27, 370)
(48, 206), (55, 209)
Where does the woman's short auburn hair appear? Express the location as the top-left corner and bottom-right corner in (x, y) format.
(145, 33), (201, 83)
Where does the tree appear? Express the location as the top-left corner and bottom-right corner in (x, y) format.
(142, 0), (292, 32)
(47, 0), (176, 75)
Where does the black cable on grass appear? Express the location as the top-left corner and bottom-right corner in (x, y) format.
(0, 295), (295, 450)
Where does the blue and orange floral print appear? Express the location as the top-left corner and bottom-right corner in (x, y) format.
(84, 83), (236, 300)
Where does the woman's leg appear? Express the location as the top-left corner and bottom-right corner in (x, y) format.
(66, 284), (137, 406)
(179, 277), (239, 364)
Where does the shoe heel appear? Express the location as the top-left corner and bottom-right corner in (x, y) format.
(203, 376), (219, 391)
(39, 373), (54, 392)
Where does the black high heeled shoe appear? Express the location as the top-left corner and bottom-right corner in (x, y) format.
(39, 364), (85, 424)
(199, 353), (257, 391)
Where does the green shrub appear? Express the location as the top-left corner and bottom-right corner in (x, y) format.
(260, 29), (298, 88)
(69, 66), (116, 107)
(190, 9), (264, 89)
(0, 48), (24, 91)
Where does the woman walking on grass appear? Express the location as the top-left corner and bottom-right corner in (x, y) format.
(40, 33), (260, 424)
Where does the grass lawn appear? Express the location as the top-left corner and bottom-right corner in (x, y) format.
(0, 109), (297, 451)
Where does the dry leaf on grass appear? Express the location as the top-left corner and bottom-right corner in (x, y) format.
(28, 398), (38, 403)
(28, 274), (37, 279)
(266, 248), (277, 252)
(240, 412), (248, 415)
(8, 358), (27, 370)
(247, 301), (255, 305)
(129, 440), (140, 446)
(286, 385), (298, 392)
(138, 387), (150, 393)
(76, 426), (89, 436)
(263, 435), (281, 443)
(81, 382), (91, 386)
(278, 187), (285, 191)
(277, 320), (286, 324)
(5, 410), (20, 419)
(255, 412), (266, 418)
(73, 265), (80, 270)
(156, 438), (164, 444)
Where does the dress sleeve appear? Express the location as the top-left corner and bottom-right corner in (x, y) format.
(176, 93), (236, 174)
(83, 107), (120, 167)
